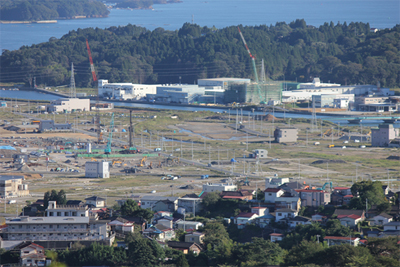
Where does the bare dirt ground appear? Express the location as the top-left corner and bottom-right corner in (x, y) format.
(177, 122), (246, 140)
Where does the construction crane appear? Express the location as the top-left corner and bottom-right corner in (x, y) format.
(238, 27), (265, 104)
(86, 39), (101, 144)
(104, 113), (115, 154)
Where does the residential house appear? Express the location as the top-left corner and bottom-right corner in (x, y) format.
(66, 200), (84, 206)
(140, 196), (179, 212)
(220, 190), (253, 200)
(177, 198), (203, 215)
(294, 189), (331, 207)
(324, 236), (360, 247)
(334, 209), (365, 219)
(18, 242), (47, 266)
(251, 207), (269, 216)
(175, 221), (204, 231)
(202, 183), (237, 193)
(85, 196), (106, 208)
(311, 214), (328, 223)
(155, 216), (176, 229)
(275, 196), (301, 211)
(154, 211), (173, 220)
(234, 212), (259, 229)
(288, 216), (312, 228)
(338, 214), (364, 227)
(264, 188), (284, 203)
(368, 213), (393, 226)
(265, 177), (290, 188)
(270, 233), (284, 242)
(256, 214), (275, 228)
(331, 187), (353, 205)
(143, 227), (175, 242)
(185, 232), (205, 245)
(275, 208), (298, 222)
(167, 241), (203, 254)
(383, 221), (400, 231)
(108, 217), (135, 235)
(342, 195), (354, 205)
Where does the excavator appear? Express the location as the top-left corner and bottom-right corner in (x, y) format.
(137, 156), (147, 167)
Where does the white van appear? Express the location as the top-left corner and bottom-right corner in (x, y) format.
(8, 200), (16, 204)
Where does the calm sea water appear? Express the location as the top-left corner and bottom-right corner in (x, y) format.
(1, 0), (399, 52)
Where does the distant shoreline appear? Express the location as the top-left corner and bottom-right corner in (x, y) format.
(0, 15), (108, 24)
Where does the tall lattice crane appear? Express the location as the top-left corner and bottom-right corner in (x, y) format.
(86, 39), (102, 143)
(238, 27), (265, 104)
(105, 113), (115, 154)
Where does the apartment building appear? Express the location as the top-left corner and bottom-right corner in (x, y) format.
(0, 175), (29, 198)
(4, 201), (112, 243)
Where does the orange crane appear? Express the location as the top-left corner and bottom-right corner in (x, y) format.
(86, 39), (101, 144)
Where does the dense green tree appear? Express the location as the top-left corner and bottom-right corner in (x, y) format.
(366, 237), (400, 266)
(121, 199), (140, 216)
(316, 244), (378, 267)
(125, 232), (165, 266)
(43, 189), (67, 208)
(351, 181), (387, 207)
(232, 237), (287, 266)
(203, 222), (233, 264)
(284, 240), (325, 266)
(1, 22), (400, 88)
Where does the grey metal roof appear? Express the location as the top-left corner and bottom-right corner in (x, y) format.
(0, 175), (24, 181)
(6, 216), (89, 224)
(141, 196), (179, 202)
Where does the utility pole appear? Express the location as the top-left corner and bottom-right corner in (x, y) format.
(191, 141), (193, 161)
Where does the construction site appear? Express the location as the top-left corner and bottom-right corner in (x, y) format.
(0, 101), (400, 216)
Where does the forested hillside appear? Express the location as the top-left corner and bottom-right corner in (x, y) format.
(0, 0), (109, 21)
(1, 20), (399, 88)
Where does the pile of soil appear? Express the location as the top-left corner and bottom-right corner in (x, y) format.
(311, 159), (346, 165)
(387, 156), (400, 160)
(206, 116), (225, 120)
(263, 114), (279, 122)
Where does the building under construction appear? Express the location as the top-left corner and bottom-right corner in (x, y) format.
(224, 81), (283, 104)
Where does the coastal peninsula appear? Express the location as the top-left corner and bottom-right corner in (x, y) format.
(0, 0), (110, 22)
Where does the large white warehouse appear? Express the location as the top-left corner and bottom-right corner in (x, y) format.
(98, 80), (160, 100)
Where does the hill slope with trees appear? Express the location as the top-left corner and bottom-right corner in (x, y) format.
(0, 20), (399, 88)
(0, 0), (109, 21)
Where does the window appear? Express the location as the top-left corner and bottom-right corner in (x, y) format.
(49, 225), (53, 228)
(278, 213), (282, 216)
(49, 212), (53, 216)
(57, 212), (61, 216)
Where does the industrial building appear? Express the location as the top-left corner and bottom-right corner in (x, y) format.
(85, 161), (110, 178)
(198, 78), (250, 89)
(274, 127), (298, 143)
(98, 79), (159, 100)
(224, 81), (283, 104)
(312, 94), (355, 109)
(147, 85), (206, 104)
(38, 120), (72, 132)
(0, 175), (29, 198)
(355, 96), (398, 112)
(47, 98), (90, 113)
(371, 124), (399, 147)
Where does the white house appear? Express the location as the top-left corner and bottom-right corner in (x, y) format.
(234, 212), (259, 229)
(324, 236), (360, 247)
(275, 208), (298, 222)
(288, 216), (312, 228)
(47, 98), (90, 113)
(202, 183), (237, 193)
(85, 196), (106, 208)
(175, 221), (204, 231)
(18, 242), (47, 266)
(264, 188), (284, 203)
(141, 196), (179, 212)
(270, 233), (284, 242)
(251, 207), (269, 216)
(338, 214), (363, 227)
(368, 213), (393, 226)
